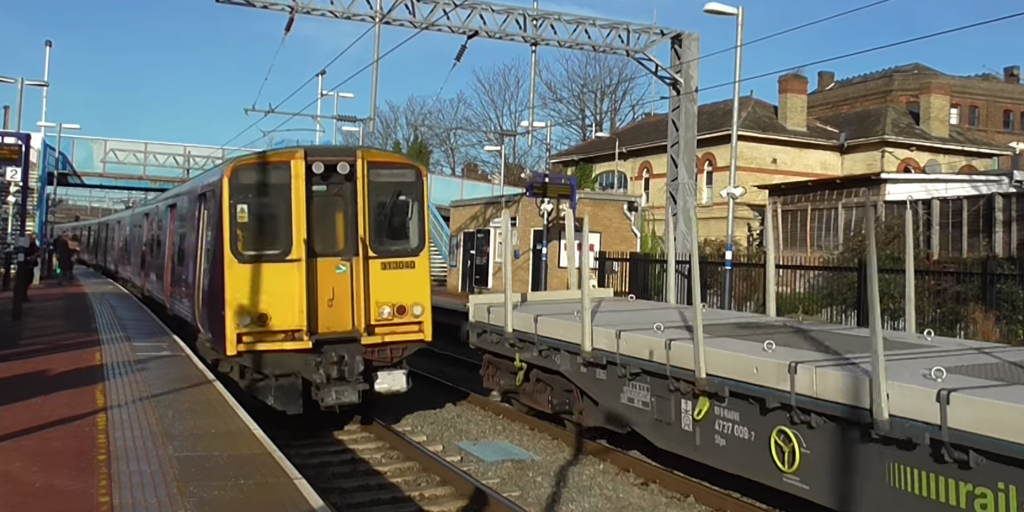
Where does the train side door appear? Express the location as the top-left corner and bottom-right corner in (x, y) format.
(194, 193), (215, 334)
(306, 165), (358, 335)
(164, 204), (176, 308)
(140, 213), (150, 292)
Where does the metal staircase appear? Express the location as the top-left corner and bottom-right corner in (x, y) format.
(427, 203), (450, 287)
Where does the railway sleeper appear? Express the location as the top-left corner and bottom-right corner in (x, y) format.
(330, 482), (460, 507)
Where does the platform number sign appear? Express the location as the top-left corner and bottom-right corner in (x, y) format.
(680, 399), (693, 432)
(4, 166), (22, 183)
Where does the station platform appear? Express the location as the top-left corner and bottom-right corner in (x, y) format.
(0, 269), (329, 512)
(432, 287), (468, 312)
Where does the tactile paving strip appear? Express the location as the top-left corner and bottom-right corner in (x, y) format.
(83, 275), (187, 512)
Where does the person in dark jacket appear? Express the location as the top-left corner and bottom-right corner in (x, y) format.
(15, 235), (40, 303)
(53, 234), (70, 285)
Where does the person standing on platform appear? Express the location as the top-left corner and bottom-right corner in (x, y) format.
(66, 234), (80, 281)
(53, 233), (70, 286)
(15, 234), (40, 303)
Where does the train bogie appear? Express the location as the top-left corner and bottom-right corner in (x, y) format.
(58, 145), (433, 415)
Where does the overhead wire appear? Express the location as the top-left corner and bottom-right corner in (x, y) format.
(234, 24), (438, 150)
(518, 8), (1024, 144)
(250, 9), (298, 109)
(219, 23), (376, 149)
(225, 0), (887, 152)
(508, 0), (898, 140)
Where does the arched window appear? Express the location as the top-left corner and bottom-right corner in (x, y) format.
(642, 169), (651, 206)
(596, 171), (629, 193)
(702, 160), (714, 204)
(896, 157), (922, 174)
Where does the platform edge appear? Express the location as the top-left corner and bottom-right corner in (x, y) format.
(107, 280), (332, 512)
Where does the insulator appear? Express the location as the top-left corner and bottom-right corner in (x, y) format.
(284, 13), (296, 36)
(453, 43), (469, 64)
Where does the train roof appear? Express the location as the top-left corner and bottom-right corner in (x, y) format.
(53, 145), (418, 229)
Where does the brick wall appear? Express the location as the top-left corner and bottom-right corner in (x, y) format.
(446, 192), (640, 294)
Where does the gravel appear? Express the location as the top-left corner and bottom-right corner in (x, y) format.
(392, 399), (711, 512)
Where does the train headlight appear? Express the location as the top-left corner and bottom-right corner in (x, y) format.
(378, 305), (393, 320)
(237, 313), (253, 328)
(312, 161), (325, 174)
(336, 162), (351, 175)
(255, 312), (271, 327)
(411, 303), (425, 318)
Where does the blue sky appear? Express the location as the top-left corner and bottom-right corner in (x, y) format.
(1, 0), (1021, 149)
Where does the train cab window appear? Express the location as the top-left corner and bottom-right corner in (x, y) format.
(367, 166), (425, 258)
(228, 163), (293, 262)
(309, 171), (357, 257)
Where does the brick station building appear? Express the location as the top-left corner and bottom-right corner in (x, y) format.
(548, 64), (1021, 247)
(445, 191), (640, 294)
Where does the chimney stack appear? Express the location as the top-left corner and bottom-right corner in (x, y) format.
(778, 73), (808, 132)
(1005, 65), (1021, 85)
(919, 81), (950, 139)
(817, 70), (835, 91)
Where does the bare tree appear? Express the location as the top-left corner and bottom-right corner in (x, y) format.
(466, 58), (547, 185)
(420, 91), (475, 176)
(539, 51), (650, 146)
(346, 95), (434, 152)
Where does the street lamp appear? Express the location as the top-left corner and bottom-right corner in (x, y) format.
(340, 125), (363, 145)
(594, 131), (621, 190)
(519, 120), (553, 169)
(704, 0), (745, 310)
(320, 88), (356, 144)
(483, 144), (506, 197)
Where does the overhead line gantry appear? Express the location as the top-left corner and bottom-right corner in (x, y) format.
(214, 0), (700, 252)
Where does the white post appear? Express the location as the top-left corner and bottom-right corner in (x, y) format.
(502, 210), (514, 336)
(665, 211), (676, 304)
(765, 199), (777, 316)
(865, 196), (891, 427)
(581, 213), (593, 358)
(904, 199), (916, 334)
(315, 71), (324, 144)
(689, 190), (707, 385)
(565, 208), (577, 290)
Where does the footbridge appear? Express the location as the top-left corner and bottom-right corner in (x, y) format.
(32, 134), (516, 283)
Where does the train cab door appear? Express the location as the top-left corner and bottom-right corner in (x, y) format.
(306, 161), (358, 336)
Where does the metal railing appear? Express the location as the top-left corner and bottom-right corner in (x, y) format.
(428, 202), (450, 266)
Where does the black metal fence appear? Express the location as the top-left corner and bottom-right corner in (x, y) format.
(596, 251), (1024, 344)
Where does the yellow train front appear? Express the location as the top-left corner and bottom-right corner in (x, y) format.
(220, 146), (434, 413)
(60, 145), (433, 414)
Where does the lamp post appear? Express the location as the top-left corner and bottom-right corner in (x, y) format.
(483, 143), (507, 197)
(320, 89), (356, 144)
(36, 121), (80, 245)
(340, 124), (364, 145)
(704, 1), (745, 310)
(521, 120), (553, 290)
(594, 131), (620, 190)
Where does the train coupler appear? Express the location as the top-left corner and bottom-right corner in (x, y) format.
(314, 382), (369, 408)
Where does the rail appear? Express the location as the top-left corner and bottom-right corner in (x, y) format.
(410, 348), (772, 512)
(429, 202), (450, 266)
(269, 419), (526, 512)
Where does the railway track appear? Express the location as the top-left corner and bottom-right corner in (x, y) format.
(410, 346), (772, 512)
(268, 419), (526, 512)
